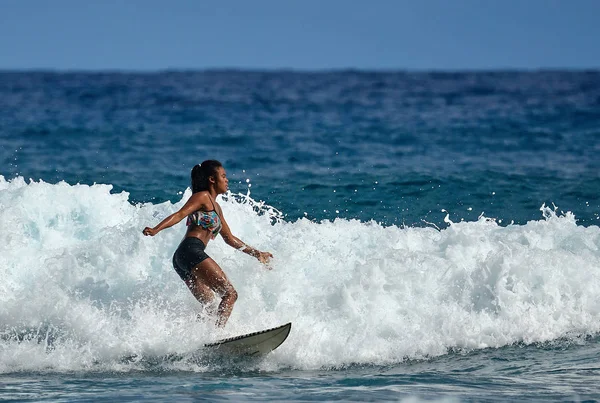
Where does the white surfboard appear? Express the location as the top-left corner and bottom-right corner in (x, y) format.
(204, 322), (291, 356)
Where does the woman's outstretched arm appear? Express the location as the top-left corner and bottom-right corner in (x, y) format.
(143, 193), (204, 236)
(219, 215), (273, 264)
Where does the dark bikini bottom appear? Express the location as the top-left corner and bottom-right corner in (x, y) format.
(172, 237), (210, 282)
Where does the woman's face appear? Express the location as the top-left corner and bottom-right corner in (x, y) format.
(212, 167), (229, 194)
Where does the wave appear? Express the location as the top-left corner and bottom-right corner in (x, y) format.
(1, 176), (600, 373)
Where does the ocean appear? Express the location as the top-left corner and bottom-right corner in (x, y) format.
(1, 70), (600, 401)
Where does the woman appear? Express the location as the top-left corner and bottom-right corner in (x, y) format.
(143, 160), (273, 327)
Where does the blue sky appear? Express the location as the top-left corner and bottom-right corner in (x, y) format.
(1, 0), (599, 70)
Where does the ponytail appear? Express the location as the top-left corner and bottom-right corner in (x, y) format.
(191, 160), (222, 193)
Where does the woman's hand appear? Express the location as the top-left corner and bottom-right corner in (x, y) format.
(256, 251), (273, 266)
(143, 227), (158, 236)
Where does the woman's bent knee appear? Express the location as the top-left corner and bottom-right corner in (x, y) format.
(224, 287), (238, 302)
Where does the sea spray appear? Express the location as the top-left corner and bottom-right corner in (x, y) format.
(2, 176), (600, 372)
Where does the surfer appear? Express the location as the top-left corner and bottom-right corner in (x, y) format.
(143, 160), (273, 327)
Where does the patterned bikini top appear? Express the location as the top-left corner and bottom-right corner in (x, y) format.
(186, 196), (222, 238)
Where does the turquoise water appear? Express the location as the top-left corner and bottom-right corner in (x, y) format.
(3, 342), (600, 401)
(1, 70), (600, 401)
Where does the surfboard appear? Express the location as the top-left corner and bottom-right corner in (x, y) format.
(204, 322), (291, 356)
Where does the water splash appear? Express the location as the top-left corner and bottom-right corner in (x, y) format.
(2, 176), (600, 373)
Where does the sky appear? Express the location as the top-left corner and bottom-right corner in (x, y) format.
(0, 0), (599, 71)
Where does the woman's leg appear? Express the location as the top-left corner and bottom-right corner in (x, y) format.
(184, 277), (217, 321)
(189, 258), (238, 327)
(185, 277), (213, 305)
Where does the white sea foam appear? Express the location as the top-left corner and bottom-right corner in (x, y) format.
(2, 175), (600, 373)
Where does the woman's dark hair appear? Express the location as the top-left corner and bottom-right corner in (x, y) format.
(191, 160), (223, 193)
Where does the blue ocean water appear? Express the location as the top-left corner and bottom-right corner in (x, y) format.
(1, 70), (600, 401)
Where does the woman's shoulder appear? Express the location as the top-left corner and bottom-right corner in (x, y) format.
(189, 191), (211, 205)
(191, 190), (210, 198)
(191, 191), (220, 210)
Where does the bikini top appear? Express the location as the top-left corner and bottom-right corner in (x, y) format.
(186, 196), (222, 238)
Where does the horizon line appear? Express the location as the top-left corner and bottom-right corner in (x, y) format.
(1, 66), (599, 74)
